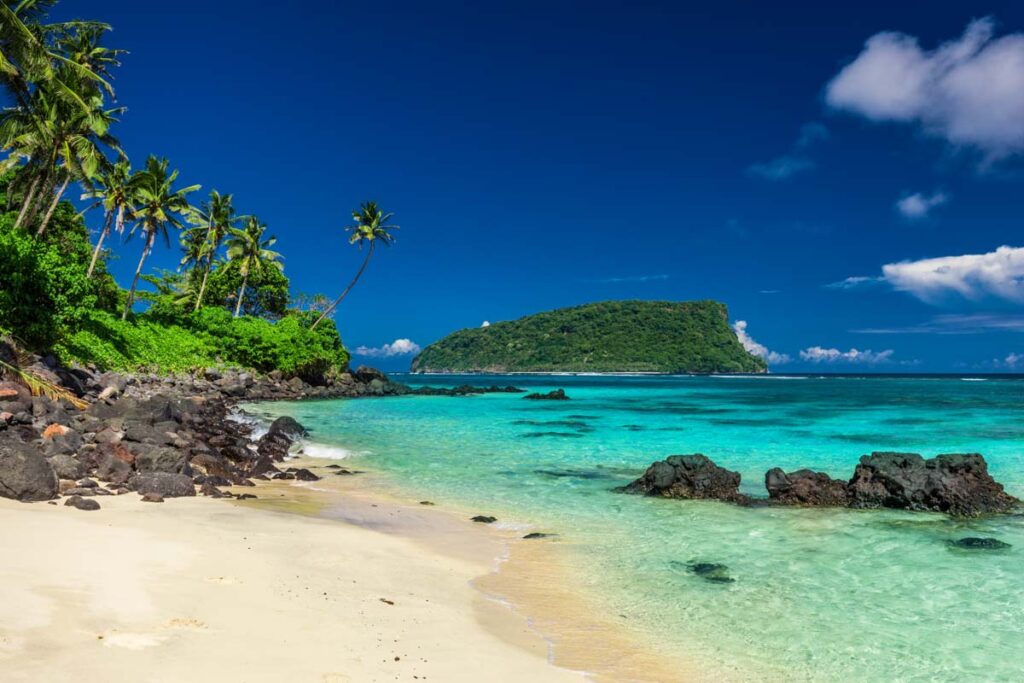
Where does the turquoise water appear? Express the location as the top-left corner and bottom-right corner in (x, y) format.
(248, 375), (1024, 682)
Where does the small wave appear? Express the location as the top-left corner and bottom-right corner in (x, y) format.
(302, 442), (361, 460)
(711, 374), (808, 380)
(960, 378), (987, 382)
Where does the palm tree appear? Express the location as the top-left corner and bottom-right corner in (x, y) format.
(82, 158), (134, 277)
(121, 155), (199, 320)
(181, 190), (238, 311)
(225, 216), (283, 318)
(310, 201), (398, 331)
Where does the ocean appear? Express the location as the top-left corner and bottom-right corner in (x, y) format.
(246, 374), (1024, 681)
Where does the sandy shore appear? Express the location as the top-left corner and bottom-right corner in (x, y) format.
(0, 485), (588, 682)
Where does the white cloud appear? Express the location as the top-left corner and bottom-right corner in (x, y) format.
(1004, 352), (1024, 367)
(481, 321), (491, 328)
(354, 338), (421, 358)
(853, 313), (1024, 334)
(593, 274), (670, 283)
(825, 18), (1024, 159)
(881, 245), (1024, 303)
(799, 347), (894, 364)
(825, 275), (882, 290)
(896, 191), (949, 219)
(733, 320), (791, 364)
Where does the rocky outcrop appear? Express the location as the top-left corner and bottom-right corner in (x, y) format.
(130, 472), (196, 498)
(620, 452), (1019, 518)
(765, 468), (849, 506)
(523, 389), (569, 401)
(617, 454), (749, 504)
(0, 439), (58, 502)
(847, 452), (1018, 517)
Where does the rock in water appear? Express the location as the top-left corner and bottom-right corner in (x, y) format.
(523, 389), (570, 401)
(471, 515), (497, 524)
(847, 452), (1019, 517)
(0, 439), (58, 502)
(267, 415), (308, 440)
(686, 562), (735, 584)
(765, 468), (849, 506)
(617, 454), (749, 504)
(948, 537), (1011, 550)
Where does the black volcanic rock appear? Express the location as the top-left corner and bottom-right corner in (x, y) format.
(523, 389), (570, 401)
(0, 438), (58, 502)
(847, 452), (1018, 517)
(765, 468), (849, 506)
(618, 454), (748, 503)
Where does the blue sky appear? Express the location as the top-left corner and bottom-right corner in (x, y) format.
(53, 1), (1024, 371)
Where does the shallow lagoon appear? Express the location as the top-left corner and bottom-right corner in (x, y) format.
(250, 374), (1024, 681)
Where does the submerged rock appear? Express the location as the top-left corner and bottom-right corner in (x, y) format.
(523, 532), (556, 540)
(670, 560), (735, 584)
(947, 537), (1011, 550)
(765, 468), (849, 506)
(847, 452), (1019, 517)
(617, 454), (748, 504)
(523, 389), (570, 401)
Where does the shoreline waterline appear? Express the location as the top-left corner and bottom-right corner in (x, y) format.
(252, 445), (711, 682)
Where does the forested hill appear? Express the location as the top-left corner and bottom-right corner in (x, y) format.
(411, 300), (767, 374)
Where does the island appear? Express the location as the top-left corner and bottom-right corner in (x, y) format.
(411, 300), (767, 374)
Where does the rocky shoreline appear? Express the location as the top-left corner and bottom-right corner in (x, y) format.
(0, 349), (421, 506)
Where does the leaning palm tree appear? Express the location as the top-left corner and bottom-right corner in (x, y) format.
(82, 158), (134, 277)
(225, 216), (283, 317)
(121, 155), (199, 320)
(182, 190), (238, 311)
(310, 201), (398, 331)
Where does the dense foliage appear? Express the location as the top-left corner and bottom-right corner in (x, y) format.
(57, 309), (348, 380)
(412, 300), (767, 374)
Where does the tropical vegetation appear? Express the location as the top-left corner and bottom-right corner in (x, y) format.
(0, 1), (398, 379)
(412, 300), (768, 374)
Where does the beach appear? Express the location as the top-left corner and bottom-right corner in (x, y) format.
(0, 481), (589, 683)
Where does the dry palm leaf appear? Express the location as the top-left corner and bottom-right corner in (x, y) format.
(0, 358), (89, 410)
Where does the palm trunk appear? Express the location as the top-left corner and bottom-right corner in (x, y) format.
(115, 205), (126, 235)
(310, 242), (375, 331)
(233, 273), (249, 317)
(24, 171), (52, 229)
(87, 211), (115, 278)
(194, 259), (212, 312)
(123, 232), (154, 321)
(36, 176), (70, 237)
(13, 175), (40, 230)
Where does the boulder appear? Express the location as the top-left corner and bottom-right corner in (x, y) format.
(130, 472), (196, 498)
(64, 495), (100, 511)
(353, 366), (388, 384)
(267, 415), (308, 441)
(847, 452), (1019, 517)
(765, 468), (849, 506)
(617, 454), (748, 503)
(471, 515), (497, 523)
(47, 454), (87, 480)
(0, 439), (58, 501)
(947, 537), (1011, 550)
(133, 445), (189, 474)
(94, 452), (133, 485)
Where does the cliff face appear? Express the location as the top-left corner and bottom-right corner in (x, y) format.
(411, 300), (768, 374)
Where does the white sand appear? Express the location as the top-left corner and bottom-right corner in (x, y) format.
(0, 491), (587, 682)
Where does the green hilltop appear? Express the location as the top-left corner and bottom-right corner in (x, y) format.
(411, 300), (767, 374)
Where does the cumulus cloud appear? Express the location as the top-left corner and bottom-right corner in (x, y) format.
(881, 245), (1024, 303)
(896, 191), (949, 219)
(732, 320), (791, 364)
(799, 347), (894, 364)
(481, 321), (491, 328)
(1003, 352), (1024, 367)
(354, 338), (421, 358)
(825, 18), (1024, 159)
